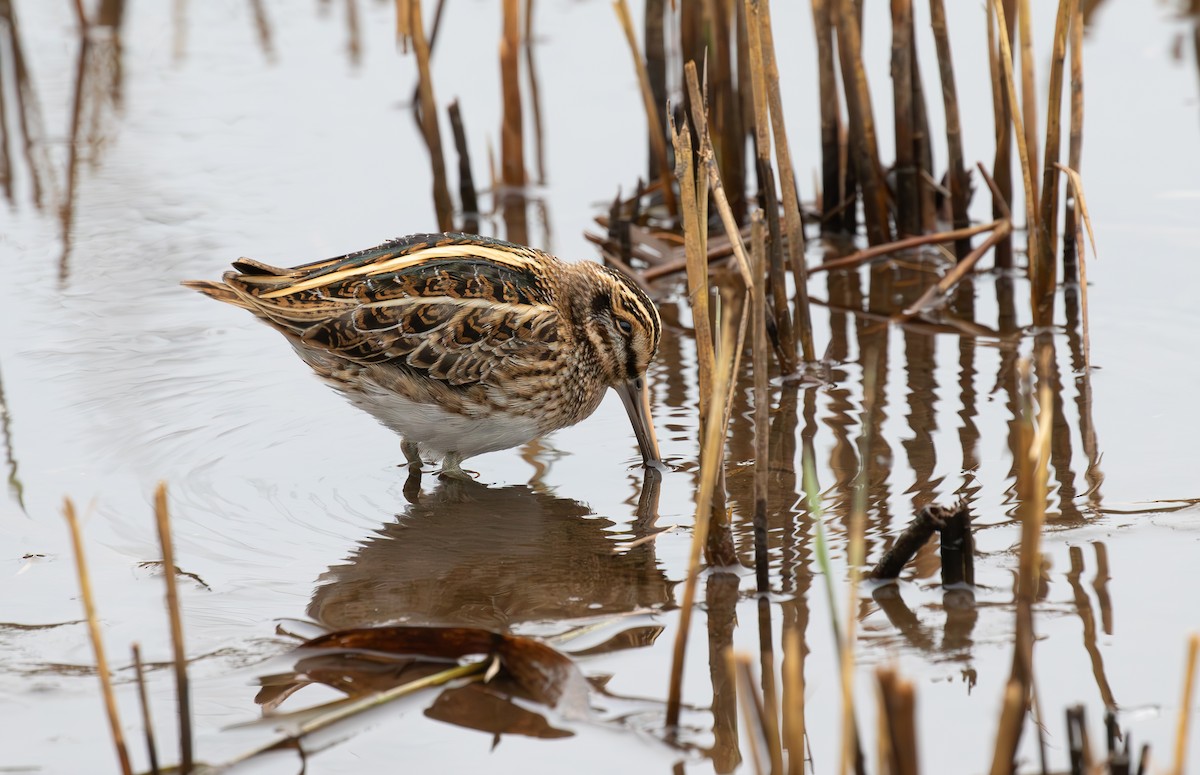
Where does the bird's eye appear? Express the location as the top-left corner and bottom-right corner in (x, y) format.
(617, 319), (633, 335)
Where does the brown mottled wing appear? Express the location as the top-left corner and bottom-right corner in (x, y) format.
(194, 235), (565, 388)
(299, 297), (560, 386)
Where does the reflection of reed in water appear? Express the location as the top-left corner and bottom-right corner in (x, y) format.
(307, 478), (673, 631)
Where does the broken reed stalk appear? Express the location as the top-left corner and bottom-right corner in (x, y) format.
(896, 219), (1013, 321)
(154, 483), (192, 774)
(890, 0), (920, 237)
(783, 628), (806, 775)
(665, 306), (739, 730)
(670, 109), (734, 567)
(394, 0), (412, 49)
(928, 0), (971, 258)
(988, 353), (1053, 774)
(1035, 0), (1075, 322)
(1063, 0), (1084, 279)
(63, 499), (133, 775)
(832, 0), (891, 245)
(408, 0), (454, 232)
(810, 219), (1004, 275)
(990, 0), (1042, 319)
(447, 100), (479, 231)
(614, 0), (676, 217)
(811, 0), (843, 235)
(754, 0), (816, 363)
(751, 212), (771, 594)
(684, 62), (754, 287)
(744, 0), (796, 375)
(1172, 633), (1200, 775)
(1017, 0), (1039, 208)
(132, 643), (161, 775)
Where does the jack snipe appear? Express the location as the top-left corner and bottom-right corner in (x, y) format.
(184, 233), (662, 478)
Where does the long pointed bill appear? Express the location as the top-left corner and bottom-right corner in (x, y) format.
(616, 374), (662, 468)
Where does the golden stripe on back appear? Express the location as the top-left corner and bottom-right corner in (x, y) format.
(260, 243), (547, 299)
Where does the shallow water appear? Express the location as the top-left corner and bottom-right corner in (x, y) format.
(2, 1), (1199, 773)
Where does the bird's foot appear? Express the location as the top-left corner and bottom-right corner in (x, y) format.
(437, 453), (479, 481)
(401, 440), (423, 468)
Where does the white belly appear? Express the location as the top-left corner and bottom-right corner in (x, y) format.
(347, 382), (542, 461)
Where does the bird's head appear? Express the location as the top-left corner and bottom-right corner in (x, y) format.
(571, 263), (663, 468)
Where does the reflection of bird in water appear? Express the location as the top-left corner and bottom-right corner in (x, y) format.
(307, 475), (673, 632)
(183, 233), (662, 478)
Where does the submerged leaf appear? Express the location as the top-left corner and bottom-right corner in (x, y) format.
(262, 625), (590, 719)
(424, 683), (573, 739)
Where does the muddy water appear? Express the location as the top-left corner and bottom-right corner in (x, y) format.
(2, 1), (1199, 773)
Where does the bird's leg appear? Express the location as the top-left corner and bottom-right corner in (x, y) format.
(438, 452), (478, 481)
(402, 440), (423, 468)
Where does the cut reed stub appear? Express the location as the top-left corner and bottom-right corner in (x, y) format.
(868, 500), (973, 581)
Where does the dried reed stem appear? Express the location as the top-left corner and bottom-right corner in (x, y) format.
(153, 483), (192, 773)
(132, 643), (161, 775)
(811, 219), (1003, 275)
(394, 0), (412, 49)
(685, 62), (754, 286)
(812, 0), (843, 234)
(755, 0), (815, 363)
(1063, 0), (1084, 279)
(928, 0), (971, 257)
(745, 0), (796, 374)
(671, 115), (715, 429)
(891, 0), (920, 236)
(989, 353), (1053, 774)
(1055, 165), (1096, 371)
(64, 500), (133, 775)
(988, 1), (1015, 269)
(783, 628), (807, 775)
(644, 0), (667, 184)
(500, 0), (526, 190)
(990, 0), (1040, 313)
(896, 220), (1013, 321)
(1173, 633), (1200, 775)
(523, 0), (546, 185)
(1035, 0), (1074, 317)
(833, 0), (891, 245)
(224, 660), (485, 768)
(672, 98), (735, 568)
(410, 0), (454, 231)
(1017, 0), (1039, 207)
(751, 211), (771, 593)
(730, 651), (769, 775)
(839, 351), (876, 775)
(707, 0), (746, 223)
(71, 0), (89, 28)
(665, 307), (739, 729)
(991, 681), (1026, 775)
(448, 100), (479, 229)
(614, 0), (676, 216)
(877, 668), (919, 775)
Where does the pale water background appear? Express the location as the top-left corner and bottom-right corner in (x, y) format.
(2, 1), (1199, 772)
